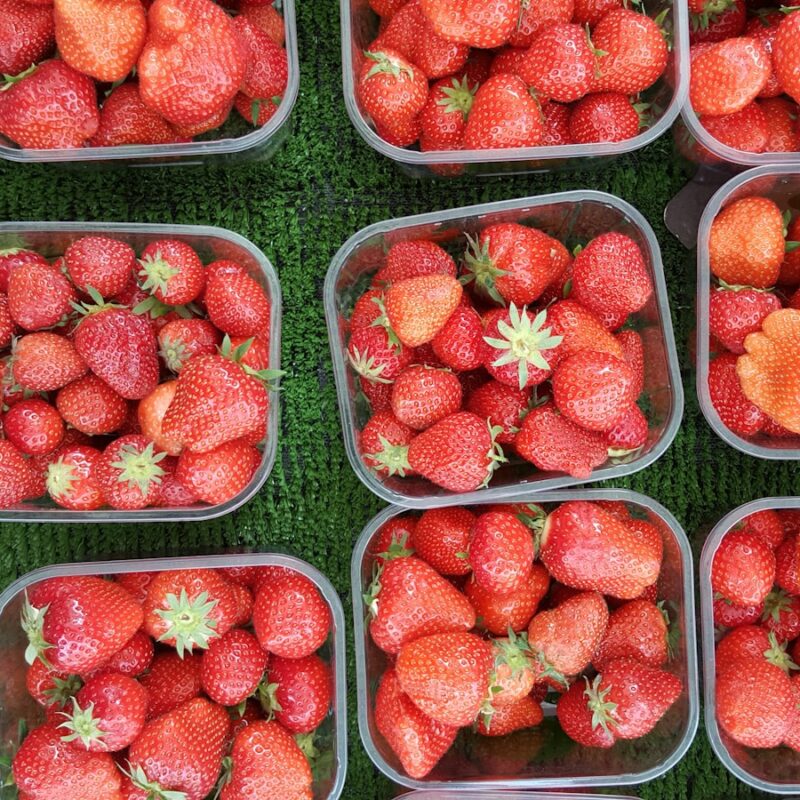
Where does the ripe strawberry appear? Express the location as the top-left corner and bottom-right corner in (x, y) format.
(90, 630), (153, 678)
(138, 0), (247, 126)
(62, 236), (135, 298)
(176, 438), (261, 504)
(138, 240), (205, 306)
(8, 259), (76, 331)
(233, 14), (288, 98)
(466, 563), (549, 635)
(463, 74), (544, 148)
(542, 501), (661, 599)
(701, 102), (769, 153)
(510, 0), (573, 47)
(605, 402), (649, 452)
(691, 37), (771, 117)
(783, 673), (800, 751)
(743, 12), (783, 97)
(541, 100), (573, 146)
(419, 75), (475, 148)
(488, 45), (527, 77)
(592, 598), (669, 671)
(367, 555), (475, 654)
(227, 580), (254, 626)
(114, 571), (155, 604)
(690, 0), (745, 44)
(22, 575), (143, 674)
(234, 91), (281, 126)
(241, 0), (285, 44)
(478, 694), (543, 737)
(128, 697), (231, 800)
(253, 572), (331, 659)
(0, 248), (49, 293)
(359, 410), (415, 477)
(568, 92), (643, 144)
(547, 299), (624, 364)
(740, 508), (786, 550)
(714, 597), (763, 628)
(200, 628), (267, 707)
(396, 631), (494, 727)
(139, 651), (202, 718)
(96, 434), (166, 509)
(708, 352), (765, 437)
(12, 724), (122, 800)
(374, 240), (456, 287)
(712, 529), (776, 606)
(384, 274), (462, 348)
(776, 532), (800, 595)
(171, 98), (235, 137)
(157, 317), (220, 372)
(407, 411), (502, 492)
(714, 624), (786, 668)
(774, 11), (800, 106)
(55, 374), (127, 437)
(466, 380), (531, 446)
(573, 0), (619, 24)
(4, 398), (63, 455)
(0, 59), (100, 149)
(412, 507), (474, 575)
(371, 515), (417, 564)
(26, 659), (81, 714)
(709, 287), (782, 354)
(204, 269), (270, 338)
(0, 292), (13, 347)
(557, 679), (616, 748)
(418, 0), (519, 48)
(760, 589), (800, 641)
(263, 653), (331, 733)
(220, 720), (312, 800)
(760, 96), (800, 152)
(350, 325), (413, 387)
(390, 365), (462, 430)
(0, 0), (55, 76)
(135, 381), (181, 456)
(468, 510), (534, 595)
(429, 304), (484, 371)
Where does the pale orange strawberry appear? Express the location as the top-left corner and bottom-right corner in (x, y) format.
(385, 274), (463, 347)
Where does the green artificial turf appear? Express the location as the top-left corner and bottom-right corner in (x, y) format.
(0, 2), (798, 798)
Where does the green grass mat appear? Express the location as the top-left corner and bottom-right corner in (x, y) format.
(0, 2), (798, 797)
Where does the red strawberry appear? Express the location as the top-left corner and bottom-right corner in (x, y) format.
(375, 240), (456, 286)
(541, 501), (661, 599)
(45, 443), (104, 510)
(90, 630), (153, 678)
(431, 304), (485, 372)
(689, 0), (745, 44)
(515, 400), (608, 479)
(478, 694), (543, 737)
(709, 287), (782, 355)
(253, 572), (331, 659)
(777, 532), (800, 594)
(204, 269), (271, 338)
(740, 508), (786, 550)
(138, 0), (247, 126)
(234, 91), (281, 126)
(241, 0), (285, 44)
(715, 623), (777, 666)
(744, 12), (783, 97)
(349, 323), (414, 384)
(761, 589), (800, 641)
(4, 398), (63, 455)
(0, 59), (100, 149)
(63, 236), (136, 298)
(541, 100), (573, 145)
(391, 365), (462, 430)
(367, 555), (475, 654)
(56, 374), (128, 436)
(605, 402), (649, 452)
(114, 571), (155, 604)
(466, 379), (531, 446)
(228, 580), (254, 627)
(611, 332), (641, 398)
(783, 673), (800, 751)
(139, 240), (205, 307)
(371, 515), (418, 563)
(774, 11), (800, 106)
(176, 438), (261, 504)
(396, 631), (494, 727)
(419, 76), (475, 148)
(139, 651), (202, 718)
(230, 334), (270, 372)
(233, 14), (288, 98)
(8, 260), (76, 331)
(418, 0), (519, 48)
(712, 529), (776, 606)
(171, 98), (235, 137)
(263, 653), (332, 733)
(468, 510), (534, 595)
(220, 720), (312, 800)
(760, 96), (800, 152)
(200, 628), (267, 706)
(546, 299), (624, 363)
(557, 678), (616, 748)
(385, 274), (463, 348)
(707, 352), (765, 437)
(412, 507), (474, 575)
(127, 697), (231, 800)
(489, 45), (527, 77)
(0, 0), (55, 76)
(713, 597), (763, 628)
(138, 381), (183, 456)
(592, 598), (669, 671)
(359, 410), (415, 477)
(510, 0), (574, 47)
(351, 288), (384, 331)
(0, 292), (14, 348)
(96, 434), (166, 509)
(26, 659), (81, 711)
(0, 249), (48, 293)
(157, 317), (220, 372)
(701, 102), (769, 153)
(374, 667), (458, 780)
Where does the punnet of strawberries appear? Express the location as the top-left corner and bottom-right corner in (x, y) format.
(682, 3), (800, 158)
(7, 563), (337, 799)
(708, 507), (800, 758)
(0, 233), (279, 512)
(351, 0), (680, 157)
(703, 193), (800, 445)
(0, 0), (290, 152)
(359, 499), (690, 781)
(335, 214), (671, 498)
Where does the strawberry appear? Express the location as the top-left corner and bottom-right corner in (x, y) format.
(541, 501), (661, 599)
(384, 274), (462, 348)
(557, 679), (616, 748)
(367, 555), (475, 654)
(172, 99), (234, 137)
(419, 76), (475, 149)
(546, 299), (624, 363)
(139, 651), (202, 718)
(760, 96), (800, 152)
(468, 510), (534, 595)
(429, 303), (485, 371)
(390, 364), (462, 430)
(228, 580), (254, 626)
(200, 628), (267, 707)
(4, 398), (63, 455)
(0, 292), (14, 348)
(136, 380), (181, 456)
(740, 508), (786, 550)
(605, 402), (648, 451)
(22, 575), (143, 674)
(709, 287), (782, 354)
(234, 91), (281, 126)
(761, 588), (800, 640)
(374, 239), (456, 286)
(418, 0), (519, 48)
(233, 14), (288, 98)
(263, 653), (331, 733)
(407, 410), (503, 492)
(518, 24), (595, 103)
(350, 326), (413, 385)
(592, 9), (668, 94)
(8, 259), (76, 331)
(463, 73), (544, 148)
(690, 37), (771, 117)
(0, 0), (55, 76)
(510, 0), (574, 47)
(701, 102), (769, 152)
(138, 0), (247, 126)
(138, 239), (205, 307)
(488, 45), (527, 77)
(253, 572), (331, 659)
(541, 100), (573, 145)
(89, 630), (153, 678)
(466, 563), (550, 635)
(241, 0), (285, 44)
(127, 697), (231, 800)
(573, 0), (619, 26)
(477, 693), (543, 737)
(714, 624), (783, 667)
(371, 515), (417, 563)
(690, 0), (745, 44)
(359, 410), (415, 477)
(56, 374), (128, 436)
(26, 659), (81, 712)
(712, 529), (776, 606)
(44, 444), (104, 510)
(784, 673), (800, 751)
(486, 633), (537, 707)
(230, 334), (270, 371)
(204, 269), (271, 338)
(568, 92), (643, 143)
(176, 438), (260, 504)
(396, 631), (494, 727)
(708, 352), (765, 437)
(0, 59), (100, 149)
(515, 400), (608, 479)
(774, 11), (800, 106)
(157, 317), (220, 372)
(220, 720), (312, 800)
(96, 434), (166, 509)
(374, 667), (458, 780)
(592, 598), (669, 671)
(714, 597), (763, 628)
(114, 571), (155, 604)
(744, 12), (783, 98)
(12, 724), (122, 800)
(466, 379), (531, 446)
(63, 236), (136, 298)
(413, 507), (474, 575)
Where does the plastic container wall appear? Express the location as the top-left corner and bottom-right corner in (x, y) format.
(352, 489), (699, 791)
(398, 793), (637, 800)
(325, 192), (683, 509)
(0, 0), (299, 167)
(700, 497), (800, 794)
(0, 553), (347, 800)
(695, 165), (800, 459)
(340, 0), (688, 177)
(0, 221), (281, 522)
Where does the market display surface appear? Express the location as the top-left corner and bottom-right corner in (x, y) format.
(1, 1), (800, 799)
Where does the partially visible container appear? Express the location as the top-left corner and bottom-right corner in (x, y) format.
(700, 497), (800, 795)
(0, 0), (299, 167)
(325, 192), (684, 509)
(0, 221), (282, 522)
(340, 0), (689, 177)
(695, 165), (800, 459)
(0, 552), (347, 800)
(352, 489), (699, 791)
(399, 794), (637, 799)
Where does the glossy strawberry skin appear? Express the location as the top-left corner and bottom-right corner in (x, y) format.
(139, 651), (202, 719)
(266, 653), (332, 733)
(176, 438), (261, 505)
(233, 14), (288, 98)
(139, 239), (206, 306)
(8, 260), (76, 331)
(432, 304), (485, 371)
(469, 511), (534, 596)
(707, 352), (765, 437)
(391, 365), (463, 430)
(557, 679), (616, 748)
(418, 0), (519, 48)
(712, 529), (776, 606)
(204, 269), (271, 338)
(0, 0), (56, 76)
(4, 398), (64, 456)
(375, 240), (457, 286)
(709, 288), (782, 355)
(412, 507), (473, 575)
(200, 628), (267, 707)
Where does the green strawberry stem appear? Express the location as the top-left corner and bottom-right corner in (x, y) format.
(256, 679), (282, 718)
(763, 630), (799, 673)
(363, 435), (412, 477)
(20, 593), (52, 668)
(71, 287), (126, 328)
(46, 458), (80, 502)
(153, 588), (220, 657)
(294, 732), (320, 760)
(480, 423), (508, 489)
(348, 344), (393, 384)
(461, 233), (509, 305)
(531, 649), (569, 689)
(1, 65), (37, 92)
(368, 296), (402, 352)
(437, 76), (477, 120)
(363, 50), (415, 81)
(58, 698), (109, 749)
(132, 294), (192, 320)
(219, 335), (284, 389)
(584, 673), (619, 734)
(111, 441), (167, 496)
(123, 763), (188, 800)
(138, 251), (179, 296)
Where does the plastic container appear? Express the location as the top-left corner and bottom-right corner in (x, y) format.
(340, 0), (688, 177)
(0, 0), (299, 167)
(0, 552), (347, 800)
(699, 497), (800, 794)
(352, 489), (700, 791)
(399, 794), (637, 799)
(325, 192), (684, 509)
(0, 221), (282, 522)
(695, 164), (800, 459)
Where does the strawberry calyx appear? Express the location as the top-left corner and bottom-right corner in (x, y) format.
(46, 457), (80, 501)
(364, 50), (415, 81)
(71, 287), (127, 327)
(633, 102), (653, 131)
(763, 630), (799, 673)
(657, 601), (680, 662)
(137, 250), (180, 297)
(368, 296), (402, 352)
(690, 0), (735, 30)
(58, 697), (109, 749)
(295, 731), (320, 761)
(21, 592), (52, 668)
(111, 441), (166, 496)
(513, 503), (547, 556)
(153, 588), (220, 657)
(531, 648), (569, 689)
(364, 563), (386, 618)
(608, 444), (644, 459)
(1, 64), (37, 92)
(462, 233), (509, 305)
(0, 247), (22, 257)
(379, 532), (414, 561)
(491, 629), (533, 681)
(437, 76), (477, 120)
(584, 673), (619, 735)
(716, 279), (774, 293)
(249, 96), (282, 126)
(123, 763), (188, 800)
(44, 673), (83, 709)
(363, 435), (412, 477)
(132, 294), (194, 320)
(480, 423), (508, 489)
(218, 335), (283, 388)
(782, 211), (800, 252)
(256, 678), (282, 718)
(348, 344), (394, 384)
(159, 334), (193, 373)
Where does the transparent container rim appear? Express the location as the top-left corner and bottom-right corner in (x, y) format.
(0, 220), (282, 522)
(0, 552), (348, 800)
(699, 496), (800, 795)
(324, 190), (685, 509)
(695, 164), (800, 460)
(352, 488), (700, 791)
(339, 0), (689, 166)
(396, 792), (638, 799)
(0, 0), (300, 164)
